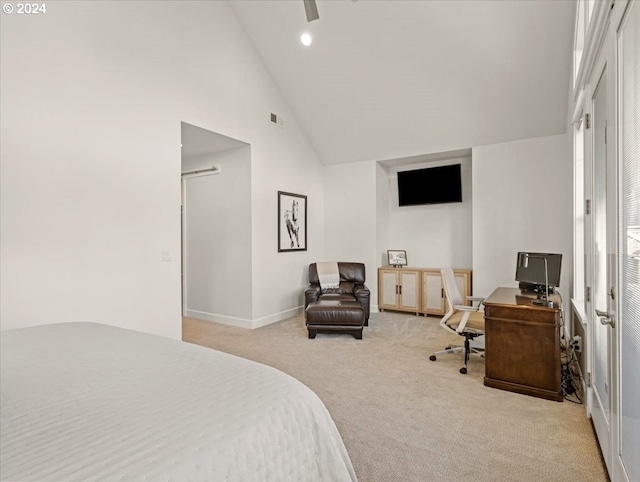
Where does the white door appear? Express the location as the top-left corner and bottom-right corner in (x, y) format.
(616, 1), (640, 480)
(588, 43), (618, 475)
(181, 172), (223, 318)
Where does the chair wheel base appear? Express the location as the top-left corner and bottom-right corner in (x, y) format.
(459, 367), (467, 374)
(429, 355), (436, 361)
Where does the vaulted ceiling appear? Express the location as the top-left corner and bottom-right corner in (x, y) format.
(229, 0), (575, 165)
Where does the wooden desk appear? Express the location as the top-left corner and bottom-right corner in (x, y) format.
(483, 287), (563, 402)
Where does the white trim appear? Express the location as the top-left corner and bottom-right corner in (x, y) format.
(185, 306), (304, 330)
(571, 89), (585, 125)
(251, 306), (304, 329)
(571, 297), (588, 327)
(184, 309), (254, 329)
(573, 0), (613, 102)
(186, 304), (378, 329)
(181, 177), (189, 317)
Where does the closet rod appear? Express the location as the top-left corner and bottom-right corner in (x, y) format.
(181, 166), (219, 176)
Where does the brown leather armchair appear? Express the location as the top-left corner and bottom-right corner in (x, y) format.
(305, 262), (370, 326)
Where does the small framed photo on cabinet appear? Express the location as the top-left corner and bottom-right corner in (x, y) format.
(387, 250), (407, 266)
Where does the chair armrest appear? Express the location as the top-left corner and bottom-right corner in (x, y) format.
(354, 284), (370, 321)
(305, 285), (321, 308)
(454, 305), (481, 312)
(466, 296), (485, 303)
(354, 283), (370, 296)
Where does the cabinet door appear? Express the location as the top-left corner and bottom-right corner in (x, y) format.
(379, 270), (399, 309)
(452, 269), (472, 306)
(422, 270), (445, 315)
(399, 271), (420, 312)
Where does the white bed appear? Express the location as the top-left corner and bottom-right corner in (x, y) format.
(0, 322), (357, 481)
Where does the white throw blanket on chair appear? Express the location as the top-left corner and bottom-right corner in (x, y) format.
(317, 262), (340, 292)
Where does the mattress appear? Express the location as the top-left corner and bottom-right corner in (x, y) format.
(0, 322), (357, 481)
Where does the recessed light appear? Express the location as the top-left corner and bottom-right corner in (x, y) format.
(301, 33), (312, 47)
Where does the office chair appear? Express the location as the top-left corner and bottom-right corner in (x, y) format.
(429, 268), (485, 374)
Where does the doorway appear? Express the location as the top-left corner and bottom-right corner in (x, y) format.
(180, 122), (252, 326)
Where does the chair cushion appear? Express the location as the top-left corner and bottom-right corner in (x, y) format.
(305, 301), (364, 327)
(445, 311), (485, 331)
(317, 293), (357, 302)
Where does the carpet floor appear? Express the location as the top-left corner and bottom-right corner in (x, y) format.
(183, 311), (608, 482)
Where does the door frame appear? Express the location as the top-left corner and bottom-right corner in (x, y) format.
(583, 1), (631, 479)
(180, 170), (220, 317)
(584, 46), (616, 471)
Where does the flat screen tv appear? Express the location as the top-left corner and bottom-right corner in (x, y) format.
(397, 164), (462, 206)
(515, 252), (562, 292)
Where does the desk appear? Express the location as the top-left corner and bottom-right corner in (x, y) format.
(483, 287), (563, 402)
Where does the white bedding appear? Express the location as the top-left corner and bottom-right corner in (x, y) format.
(0, 322), (356, 481)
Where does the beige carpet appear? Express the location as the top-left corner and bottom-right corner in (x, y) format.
(183, 311), (608, 482)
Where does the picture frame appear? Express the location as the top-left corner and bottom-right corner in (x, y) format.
(278, 191), (307, 252)
(387, 250), (407, 266)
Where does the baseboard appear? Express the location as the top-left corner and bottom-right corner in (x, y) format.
(251, 306), (304, 329)
(184, 309), (254, 329)
(184, 306), (304, 330)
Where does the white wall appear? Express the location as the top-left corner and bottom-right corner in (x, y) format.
(182, 146), (253, 326)
(0, 1), (324, 337)
(0, 1), (576, 337)
(322, 141), (569, 310)
(472, 134), (573, 306)
(386, 157), (473, 270)
(323, 161), (379, 305)
(250, 136), (325, 326)
(376, 163), (391, 269)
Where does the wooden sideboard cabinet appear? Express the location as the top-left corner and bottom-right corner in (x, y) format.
(422, 268), (472, 316)
(378, 268), (421, 315)
(483, 287), (563, 402)
(378, 267), (472, 316)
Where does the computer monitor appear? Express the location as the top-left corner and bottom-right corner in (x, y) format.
(515, 252), (562, 292)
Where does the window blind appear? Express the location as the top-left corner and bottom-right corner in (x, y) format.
(619, 3), (640, 480)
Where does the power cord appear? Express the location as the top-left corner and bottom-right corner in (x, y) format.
(554, 289), (583, 402)
(556, 289), (566, 341)
(560, 340), (583, 404)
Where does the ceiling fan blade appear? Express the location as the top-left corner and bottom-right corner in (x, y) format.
(303, 0), (319, 22)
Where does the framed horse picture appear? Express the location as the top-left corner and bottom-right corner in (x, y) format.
(278, 191), (307, 252)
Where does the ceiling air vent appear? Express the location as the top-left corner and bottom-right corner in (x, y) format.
(270, 113), (284, 128)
